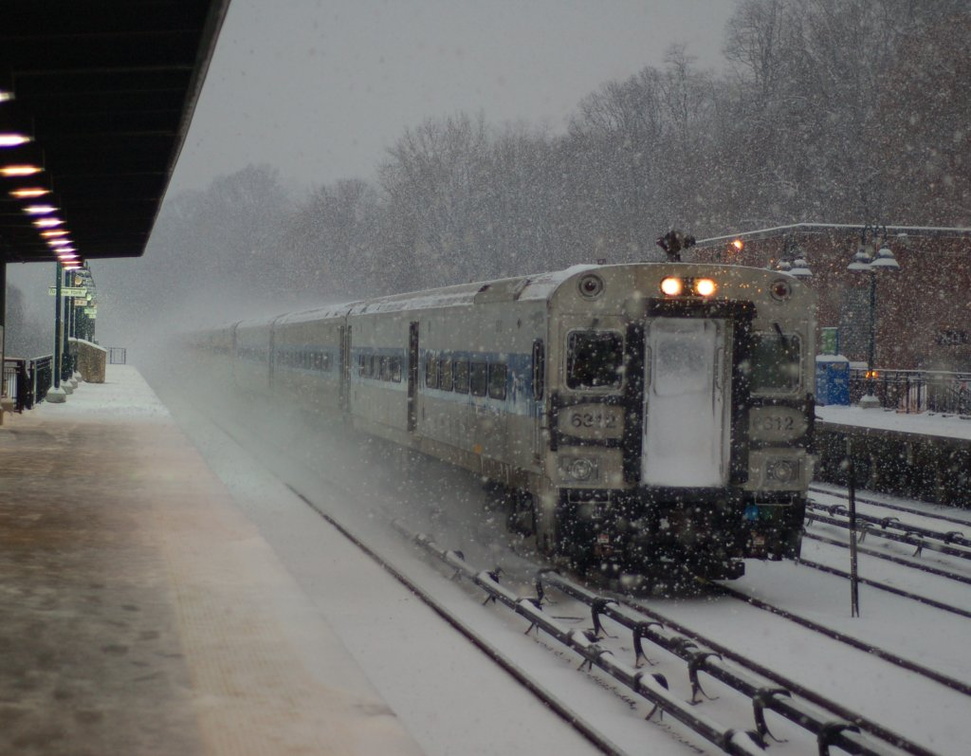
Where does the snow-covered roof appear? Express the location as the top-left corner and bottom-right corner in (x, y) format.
(345, 266), (595, 316)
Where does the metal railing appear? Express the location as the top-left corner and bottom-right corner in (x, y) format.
(849, 368), (971, 414)
(2, 355), (55, 412)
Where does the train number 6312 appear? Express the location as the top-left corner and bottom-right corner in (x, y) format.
(756, 415), (795, 432)
(569, 411), (618, 429)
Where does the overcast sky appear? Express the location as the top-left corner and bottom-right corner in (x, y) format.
(169, 0), (736, 193)
(10, 0), (739, 345)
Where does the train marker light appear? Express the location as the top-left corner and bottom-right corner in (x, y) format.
(694, 278), (717, 297)
(660, 276), (683, 296)
(770, 279), (792, 301)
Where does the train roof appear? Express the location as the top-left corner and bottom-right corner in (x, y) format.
(345, 265), (599, 316)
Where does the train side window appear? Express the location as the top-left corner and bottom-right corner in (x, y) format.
(440, 356), (453, 391)
(425, 353), (439, 388)
(750, 332), (801, 392)
(470, 361), (488, 396)
(358, 354), (365, 376)
(532, 340), (545, 400)
(390, 355), (403, 383)
(453, 359), (470, 393)
(567, 331), (624, 389)
(379, 355), (390, 381)
(368, 355), (377, 378)
(488, 363), (507, 400)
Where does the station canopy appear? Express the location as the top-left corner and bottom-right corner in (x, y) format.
(0, 0), (229, 265)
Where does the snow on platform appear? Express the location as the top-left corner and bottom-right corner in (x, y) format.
(0, 366), (424, 755)
(817, 404), (971, 442)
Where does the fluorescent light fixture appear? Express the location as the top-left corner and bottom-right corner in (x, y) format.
(47, 238), (73, 247)
(0, 164), (42, 177)
(0, 91), (12, 103)
(0, 133), (32, 148)
(33, 217), (64, 228)
(10, 187), (49, 198)
(40, 229), (69, 238)
(24, 204), (58, 215)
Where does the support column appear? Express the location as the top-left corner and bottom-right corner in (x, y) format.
(48, 263), (67, 403)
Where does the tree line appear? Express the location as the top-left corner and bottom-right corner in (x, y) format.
(117, 0), (971, 330)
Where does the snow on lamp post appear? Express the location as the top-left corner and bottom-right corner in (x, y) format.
(847, 225), (900, 409)
(774, 236), (812, 279)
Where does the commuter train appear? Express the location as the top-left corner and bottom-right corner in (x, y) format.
(191, 262), (816, 581)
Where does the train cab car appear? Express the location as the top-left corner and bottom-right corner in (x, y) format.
(540, 263), (816, 580)
(190, 260), (815, 584)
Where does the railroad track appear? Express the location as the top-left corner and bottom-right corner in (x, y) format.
(704, 580), (971, 700)
(172, 383), (961, 754)
(396, 526), (929, 756)
(809, 484), (971, 529)
(182, 392), (759, 755)
(804, 487), (971, 596)
(802, 530), (971, 587)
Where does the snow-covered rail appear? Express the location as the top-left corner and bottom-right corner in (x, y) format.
(538, 572), (926, 756)
(808, 484), (971, 529)
(392, 522), (767, 756)
(802, 530), (971, 587)
(805, 502), (971, 560)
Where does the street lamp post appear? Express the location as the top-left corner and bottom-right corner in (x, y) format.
(847, 225), (900, 408)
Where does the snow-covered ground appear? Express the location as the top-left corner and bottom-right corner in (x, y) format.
(60, 366), (967, 754)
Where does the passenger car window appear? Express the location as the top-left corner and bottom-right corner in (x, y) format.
(488, 363), (507, 400)
(470, 361), (488, 396)
(425, 353), (439, 388)
(567, 331), (624, 389)
(453, 359), (470, 393)
(440, 356), (453, 391)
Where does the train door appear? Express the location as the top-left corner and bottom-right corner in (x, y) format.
(407, 321), (419, 432)
(642, 318), (730, 487)
(339, 325), (351, 412)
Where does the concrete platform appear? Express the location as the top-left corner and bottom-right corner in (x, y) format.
(0, 367), (424, 755)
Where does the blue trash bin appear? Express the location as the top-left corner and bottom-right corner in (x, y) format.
(815, 355), (850, 406)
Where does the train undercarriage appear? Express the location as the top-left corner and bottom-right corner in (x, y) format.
(549, 487), (806, 584)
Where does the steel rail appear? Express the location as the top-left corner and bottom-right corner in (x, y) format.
(282, 486), (636, 756)
(711, 582), (971, 698)
(809, 484), (971, 528)
(794, 557), (971, 620)
(392, 523), (767, 756)
(806, 510), (971, 561)
(538, 572), (920, 756)
(806, 501), (971, 551)
(802, 531), (971, 586)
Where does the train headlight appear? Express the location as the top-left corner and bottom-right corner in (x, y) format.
(694, 278), (717, 297)
(660, 276), (717, 297)
(660, 276), (683, 296)
(562, 457), (598, 482)
(766, 458), (798, 484)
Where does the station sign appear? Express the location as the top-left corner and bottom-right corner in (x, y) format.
(84, 307), (98, 318)
(48, 286), (88, 297)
